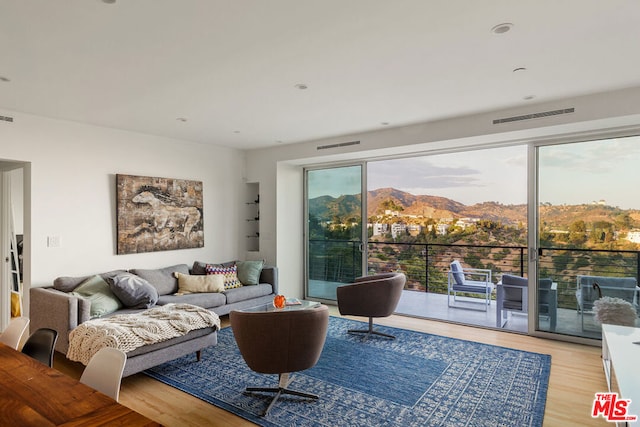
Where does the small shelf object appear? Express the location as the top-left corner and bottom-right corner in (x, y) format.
(245, 182), (260, 252)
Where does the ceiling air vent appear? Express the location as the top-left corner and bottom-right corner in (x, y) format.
(493, 108), (575, 125)
(317, 140), (360, 150)
(0, 115), (14, 123)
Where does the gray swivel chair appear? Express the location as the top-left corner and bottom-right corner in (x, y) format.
(230, 304), (329, 416)
(336, 272), (406, 339)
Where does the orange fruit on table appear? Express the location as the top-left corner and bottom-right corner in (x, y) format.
(273, 294), (286, 309)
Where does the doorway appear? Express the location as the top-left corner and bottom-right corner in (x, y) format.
(0, 161), (27, 331)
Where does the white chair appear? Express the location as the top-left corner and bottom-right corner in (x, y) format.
(0, 316), (30, 350)
(80, 347), (127, 402)
(447, 260), (493, 311)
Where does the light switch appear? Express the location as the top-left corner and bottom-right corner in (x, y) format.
(47, 236), (61, 248)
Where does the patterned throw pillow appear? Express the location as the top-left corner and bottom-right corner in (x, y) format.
(205, 264), (242, 290)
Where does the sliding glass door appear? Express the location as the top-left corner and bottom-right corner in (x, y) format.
(305, 165), (365, 302)
(535, 136), (640, 339)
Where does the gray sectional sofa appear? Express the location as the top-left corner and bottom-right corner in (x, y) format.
(30, 261), (278, 376)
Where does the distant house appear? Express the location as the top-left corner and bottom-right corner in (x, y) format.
(407, 224), (422, 236)
(626, 230), (640, 243)
(437, 223), (450, 235)
(391, 223), (407, 238)
(370, 223), (388, 236)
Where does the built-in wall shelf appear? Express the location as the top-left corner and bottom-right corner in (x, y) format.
(245, 183), (259, 252)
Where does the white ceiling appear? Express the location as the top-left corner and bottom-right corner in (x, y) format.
(2, 1), (640, 150)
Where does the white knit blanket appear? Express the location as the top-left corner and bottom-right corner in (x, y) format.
(67, 303), (220, 365)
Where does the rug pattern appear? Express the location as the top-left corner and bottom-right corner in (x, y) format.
(145, 317), (550, 426)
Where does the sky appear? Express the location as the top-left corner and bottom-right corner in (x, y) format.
(309, 136), (640, 210)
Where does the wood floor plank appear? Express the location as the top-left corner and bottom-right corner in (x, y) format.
(54, 308), (609, 426)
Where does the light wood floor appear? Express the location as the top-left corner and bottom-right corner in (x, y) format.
(54, 307), (609, 426)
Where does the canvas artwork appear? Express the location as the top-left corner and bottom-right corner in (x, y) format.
(116, 174), (204, 254)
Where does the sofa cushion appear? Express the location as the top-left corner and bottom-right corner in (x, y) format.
(174, 272), (225, 294)
(205, 264), (242, 290)
(53, 270), (128, 292)
(108, 272), (159, 309)
(157, 292), (226, 309)
(236, 260), (264, 285)
(191, 260), (236, 275)
(71, 275), (123, 318)
(450, 260), (465, 286)
(224, 284), (273, 304)
(129, 264), (190, 296)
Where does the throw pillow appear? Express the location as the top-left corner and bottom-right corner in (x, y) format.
(174, 272), (225, 295)
(192, 260), (237, 275)
(71, 274), (123, 318)
(108, 272), (159, 309)
(236, 260), (264, 285)
(129, 264), (190, 296)
(205, 264), (242, 290)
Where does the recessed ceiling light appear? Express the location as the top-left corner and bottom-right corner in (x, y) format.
(233, 130), (241, 134)
(523, 95), (535, 100)
(381, 122), (390, 126)
(176, 117), (187, 122)
(294, 83), (308, 90)
(0, 76), (10, 82)
(102, 0), (116, 4)
(491, 23), (513, 34)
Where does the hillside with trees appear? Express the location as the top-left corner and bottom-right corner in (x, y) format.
(309, 188), (640, 251)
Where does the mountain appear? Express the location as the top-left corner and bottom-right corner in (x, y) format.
(310, 188), (523, 223)
(309, 188), (640, 229)
(367, 188), (466, 218)
(308, 194), (362, 221)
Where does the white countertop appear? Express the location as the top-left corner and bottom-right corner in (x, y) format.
(601, 324), (640, 421)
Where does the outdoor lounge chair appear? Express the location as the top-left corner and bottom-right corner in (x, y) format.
(576, 275), (639, 330)
(496, 274), (528, 327)
(496, 275), (557, 330)
(448, 260), (493, 311)
(538, 278), (558, 331)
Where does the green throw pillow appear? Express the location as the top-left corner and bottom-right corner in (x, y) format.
(236, 260), (264, 285)
(72, 274), (123, 318)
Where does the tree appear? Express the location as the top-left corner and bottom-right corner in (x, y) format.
(568, 220), (587, 246)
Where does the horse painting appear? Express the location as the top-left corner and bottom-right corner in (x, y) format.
(116, 175), (204, 254)
(131, 191), (201, 239)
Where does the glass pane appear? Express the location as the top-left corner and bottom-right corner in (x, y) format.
(537, 137), (640, 339)
(367, 146), (527, 331)
(306, 165), (363, 301)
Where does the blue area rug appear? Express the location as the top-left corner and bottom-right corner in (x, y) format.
(144, 317), (550, 426)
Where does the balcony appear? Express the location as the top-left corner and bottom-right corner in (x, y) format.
(308, 240), (640, 340)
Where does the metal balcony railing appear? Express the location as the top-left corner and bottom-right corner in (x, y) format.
(308, 239), (640, 310)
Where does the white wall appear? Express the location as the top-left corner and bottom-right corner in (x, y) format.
(246, 87), (640, 297)
(0, 110), (247, 298)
